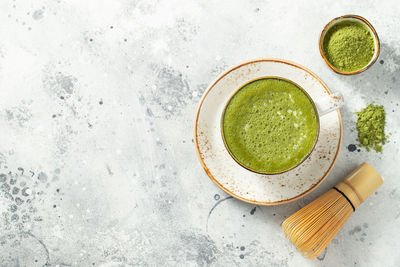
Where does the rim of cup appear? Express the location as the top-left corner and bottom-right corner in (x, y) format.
(220, 76), (320, 175)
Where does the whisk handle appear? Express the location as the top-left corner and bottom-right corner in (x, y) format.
(335, 162), (383, 209)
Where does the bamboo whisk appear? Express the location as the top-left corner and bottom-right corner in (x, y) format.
(282, 162), (383, 259)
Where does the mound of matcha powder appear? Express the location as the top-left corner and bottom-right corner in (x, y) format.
(356, 104), (387, 152)
(323, 20), (375, 72)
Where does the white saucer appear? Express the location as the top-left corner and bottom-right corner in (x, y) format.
(194, 59), (343, 205)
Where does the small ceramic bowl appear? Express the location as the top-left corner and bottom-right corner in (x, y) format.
(319, 15), (380, 75)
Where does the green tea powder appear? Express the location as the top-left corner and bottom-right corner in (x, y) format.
(356, 104), (387, 152)
(323, 20), (375, 72)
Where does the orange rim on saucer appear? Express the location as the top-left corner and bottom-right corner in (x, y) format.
(193, 58), (343, 206)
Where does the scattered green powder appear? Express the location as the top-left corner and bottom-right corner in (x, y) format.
(323, 20), (375, 72)
(356, 104), (387, 152)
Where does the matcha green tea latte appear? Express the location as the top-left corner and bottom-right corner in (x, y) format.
(222, 78), (318, 174)
(322, 20), (375, 73)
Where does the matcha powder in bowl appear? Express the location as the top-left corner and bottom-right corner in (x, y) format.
(321, 17), (377, 74)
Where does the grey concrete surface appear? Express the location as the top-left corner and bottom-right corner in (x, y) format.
(0, 0), (399, 266)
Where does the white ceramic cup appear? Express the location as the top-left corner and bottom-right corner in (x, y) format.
(221, 77), (344, 175)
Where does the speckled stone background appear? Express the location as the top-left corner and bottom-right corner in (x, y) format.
(0, 0), (399, 266)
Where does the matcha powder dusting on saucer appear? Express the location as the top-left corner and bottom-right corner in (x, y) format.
(356, 104), (387, 152)
(323, 20), (375, 72)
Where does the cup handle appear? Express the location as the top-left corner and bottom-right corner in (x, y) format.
(314, 92), (344, 116)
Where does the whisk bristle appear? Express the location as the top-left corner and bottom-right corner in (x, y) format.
(282, 189), (354, 259)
